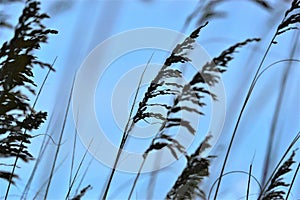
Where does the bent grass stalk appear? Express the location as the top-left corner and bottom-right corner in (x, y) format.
(213, 1), (300, 196)
(21, 58), (57, 199)
(213, 34), (277, 200)
(208, 170), (263, 199)
(261, 32), (299, 187)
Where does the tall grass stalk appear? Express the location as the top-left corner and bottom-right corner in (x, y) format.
(213, 34), (277, 199)
(65, 139), (93, 199)
(258, 131), (300, 198)
(208, 170), (262, 199)
(102, 53), (153, 199)
(246, 164), (252, 200)
(106, 22), (209, 199)
(21, 112), (54, 199)
(33, 155), (68, 199)
(286, 162), (300, 199)
(44, 79), (75, 199)
(213, 1), (300, 197)
(69, 112), (79, 189)
(129, 37), (260, 199)
(128, 154), (148, 199)
(21, 57), (57, 199)
(75, 157), (94, 196)
(261, 31), (299, 187)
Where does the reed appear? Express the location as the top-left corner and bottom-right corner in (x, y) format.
(1, 0), (299, 199)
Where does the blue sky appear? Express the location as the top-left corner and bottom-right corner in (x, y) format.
(1, 0), (300, 199)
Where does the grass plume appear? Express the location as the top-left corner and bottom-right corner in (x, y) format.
(166, 135), (213, 200)
(262, 150), (297, 200)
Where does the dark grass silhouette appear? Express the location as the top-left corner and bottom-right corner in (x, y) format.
(0, 0), (300, 199)
(214, 1), (300, 198)
(0, 0), (57, 198)
(166, 135), (213, 199)
(128, 37), (260, 199)
(262, 149), (297, 199)
(103, 22), (210, 199)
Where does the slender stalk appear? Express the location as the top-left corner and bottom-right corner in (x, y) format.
(146, 152), (162, 199)
(33, 155), (68, 200)
(246, 164), (252, 200)
(44, 78), (74, 199)
(5, 57), (57, 200)
(21, 112), (55, 199)
(213, 32), (277, 200)
(285, 162), (300, 200)
(102, 53), (154, 199)
(258, 131), (300, 198)
(128, 154), (147, 199)
(212, 14), (286, 198)
(75, 157), (94, 195)
(65, 139), (93, 199)
(208, 170), (262, 199)
(22, 58), (58, 197)
(261, 32), (299, 187)
(69, 111), (79, 189)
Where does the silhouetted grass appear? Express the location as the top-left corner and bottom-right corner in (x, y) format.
(166, 135), (213, 199)
(44, 78), (74, 199)
(70, 185), (92, 200)
(1, 0), (300, 199)
(214, 1), (300, 198)
(0, 0), (57, 198)
(262, 149), (297, 199)
(128, 37), (260, 199)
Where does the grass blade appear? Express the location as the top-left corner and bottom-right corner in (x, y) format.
(246, 164), (252, 200)
(285, 162), (300, 200)
(65, 139), (93, 199)
(43, 78), (75, 199)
